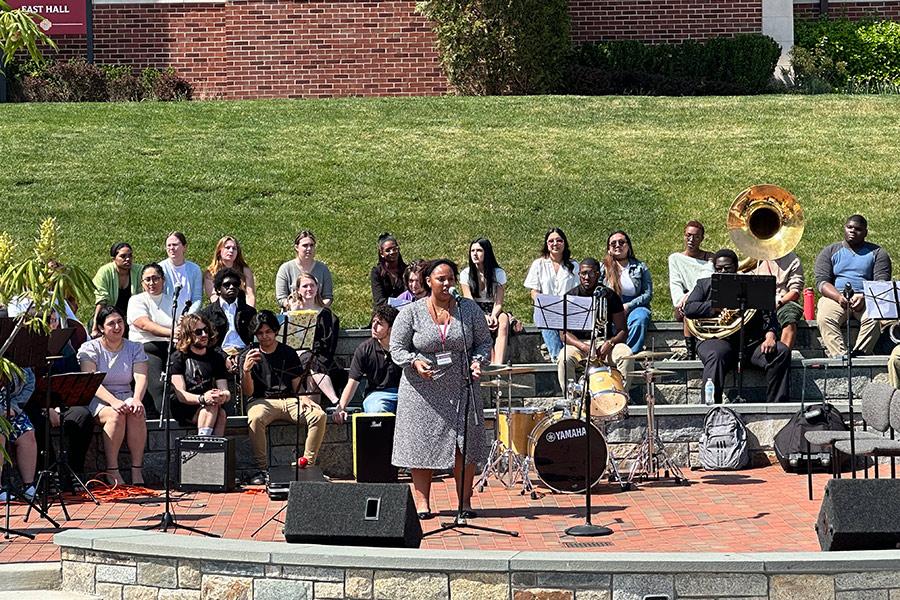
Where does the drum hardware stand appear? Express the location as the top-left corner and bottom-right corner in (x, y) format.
(424, 291), (518, 539)
(596, 419), (630, 492)
(566, 288), (613, 538)
(624, 364), (687, 486)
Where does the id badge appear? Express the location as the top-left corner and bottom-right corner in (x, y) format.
(435, 351), (453, 367)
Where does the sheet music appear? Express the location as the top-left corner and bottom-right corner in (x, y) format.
(388, 297), (412, 310)
(283, 310), (318, 351)
(532, 294), (595, 331)
(863, 281), (900, 320)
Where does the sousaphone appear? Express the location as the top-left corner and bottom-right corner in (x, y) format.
(687, 184), (804, 340)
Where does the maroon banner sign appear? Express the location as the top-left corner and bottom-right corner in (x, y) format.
(7, 0), (87, 36)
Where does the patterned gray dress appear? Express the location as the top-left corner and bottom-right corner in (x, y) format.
(390, 297), (492, 470)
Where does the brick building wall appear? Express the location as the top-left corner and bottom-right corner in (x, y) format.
(50, 0), (900, 98)
(794, 0), (900, 20)
(569, 0), (762, 43)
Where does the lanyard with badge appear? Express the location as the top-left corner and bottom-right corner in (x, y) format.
(431, 301), (453, 367)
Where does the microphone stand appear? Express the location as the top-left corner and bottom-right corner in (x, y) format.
(143, 297), (218, 537)
(566, 288), (613, 537)
(423, 294), (517, 539)
(843, 283), (857, 477)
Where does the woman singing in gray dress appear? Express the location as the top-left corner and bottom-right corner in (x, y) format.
(390, 259), (492, 520)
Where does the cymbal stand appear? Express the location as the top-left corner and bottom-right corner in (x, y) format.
(624, 362), (687, 486)
(475, 379), (512, 489)
(596, 419), (630, 492)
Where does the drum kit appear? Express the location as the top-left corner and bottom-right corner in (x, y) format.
(475, 349), (687, 498)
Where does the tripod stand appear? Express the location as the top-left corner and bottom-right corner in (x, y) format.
(142, 298), (217, 537)
(423, 293), (517, 539)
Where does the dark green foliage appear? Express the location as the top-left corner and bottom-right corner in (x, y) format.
(5, 59), (192, 102)
(567, 34), (781, 96)
(794, 18), (900, 88)
(416, 0), (570, 94)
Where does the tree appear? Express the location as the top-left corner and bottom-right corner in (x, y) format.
(0, 0), (56, 68)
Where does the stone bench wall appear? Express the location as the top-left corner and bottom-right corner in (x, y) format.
(55, 529), (900, 600)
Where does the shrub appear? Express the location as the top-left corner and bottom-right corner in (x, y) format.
(102, 64), (143, 101)
(416, 0), (570, 95)
(785, 45), (849, 93)
(567, 34), (781, 96)
(46, 59), (108, 101)
(147, 68), (193, 101)
(794, 18), (900, 87)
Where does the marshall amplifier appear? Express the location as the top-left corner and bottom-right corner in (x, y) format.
(178, 436), (236, 492)
(352, 413), (398, 483)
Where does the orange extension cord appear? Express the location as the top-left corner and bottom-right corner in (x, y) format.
(78, 472), (159, 501)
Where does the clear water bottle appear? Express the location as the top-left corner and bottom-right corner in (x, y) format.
(704, 378), (715, 405)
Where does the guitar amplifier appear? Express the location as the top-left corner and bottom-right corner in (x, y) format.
(352, 413), (398, 483)
(178, 436), (236, 492)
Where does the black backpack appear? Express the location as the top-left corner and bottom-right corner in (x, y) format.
(698, 406), (750, 470)
(774, 403), (847, 472)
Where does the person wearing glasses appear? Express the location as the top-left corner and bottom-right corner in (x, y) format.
(598, 231), (653, 354)
(668, 221), (714, 359)
(160, 231), (202, 314)
(275, 230), (334, 310)
(200, 268), (257, 361)
(90, 242), (143, 338)
(169, 314), (230, 436)
(127, 263), (176, 417)
(524, 228), (580, 362)
(371, 233), (407, 306)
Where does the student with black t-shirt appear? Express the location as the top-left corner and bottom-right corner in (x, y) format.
(241, 310), (327, 486)
(334, 304), (402, 424)
(556, 257), (634, 393)
(169, 314), (230, 436)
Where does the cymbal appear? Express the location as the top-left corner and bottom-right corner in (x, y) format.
(480, 380), (533, 390)
(632, 368), (676, 378)
(631, 350), (674, 361)
(482, 365), (539, 375)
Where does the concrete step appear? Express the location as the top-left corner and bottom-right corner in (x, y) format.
(0, 562), (60, 591)
(0, 592), (97, 599)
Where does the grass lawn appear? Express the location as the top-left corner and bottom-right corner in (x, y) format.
(2, 95), (899, 326)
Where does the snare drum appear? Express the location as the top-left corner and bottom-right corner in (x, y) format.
(528, 412), (607, 493)
(497, 407), (547, 455)
(570, 365), (628, 420)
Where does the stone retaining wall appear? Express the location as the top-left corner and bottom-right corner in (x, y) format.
(55, 529), (900, 599)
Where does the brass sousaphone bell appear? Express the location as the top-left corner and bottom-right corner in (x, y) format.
(687, 184), (805, 340)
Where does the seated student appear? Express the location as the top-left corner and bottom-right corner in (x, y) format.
(0, 368), (38, 502)
(275, 230), (334, 310)
(684, 249), (791, 404)
(557, 258), (634, 393)
(79, 306), (149, 485)
(91, 242), (142, 337)
(461, 238), (510, 365)
(396, 259), (427, 303)
(241, 311), (327, 485)
(668, 221), (714, 359)
(285, 271), (341, 406)
(128, 263), (176, 417)
(815, 215), (892, 358)
(889, 344), (900, 390)
(199, 268), (257, 366)
(334, 305), (401, 423)
(751, 251), (805, 349)
(371, 233), (407, 306)
(598, 231), (653, 354)
(169, 314), (230, 436)
(203, 236), (257, 307)
(160, 231), (202, 314)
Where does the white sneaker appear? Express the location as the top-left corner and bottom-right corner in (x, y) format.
(23, 485), (36, 501)
(0, 490), (8, 502)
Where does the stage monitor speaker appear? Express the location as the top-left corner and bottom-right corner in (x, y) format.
(283, 481), (422, 548)
(352, 412), (398, 483)
(817, 478), (900, 551)
(178, 436), (235, 492)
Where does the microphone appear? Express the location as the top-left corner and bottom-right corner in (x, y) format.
(449, 287), (463, 302)
(181, 300), (192, 317)
(173, 283), (183, 297)
(842, 283), (854, 300)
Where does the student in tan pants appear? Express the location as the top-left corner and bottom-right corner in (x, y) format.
(240, 310), (326, 486)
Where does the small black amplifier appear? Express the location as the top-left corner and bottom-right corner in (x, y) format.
(177, 436), (236, 492)
(266, 464), (326, 500)
(352, 413), (398, 483)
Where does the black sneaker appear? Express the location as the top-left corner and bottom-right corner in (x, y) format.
(248, 470), (268, 486)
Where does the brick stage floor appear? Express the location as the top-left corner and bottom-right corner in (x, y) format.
(1, 463), (832, 563)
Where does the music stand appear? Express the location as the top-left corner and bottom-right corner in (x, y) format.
(710, 273), (775, 402)
(533, 293), (593, 383)
(25, 371), (105, 521)
(0, 317), (64, 537)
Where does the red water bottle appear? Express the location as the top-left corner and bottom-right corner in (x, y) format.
(803, 288), (815, 320)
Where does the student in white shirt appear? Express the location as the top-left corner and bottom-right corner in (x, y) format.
(524, 228), (579, 361)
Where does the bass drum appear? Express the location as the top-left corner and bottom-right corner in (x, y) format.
(528, 413), (607, 494)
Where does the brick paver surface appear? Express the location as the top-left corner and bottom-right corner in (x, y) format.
(0, 463), (833, 563)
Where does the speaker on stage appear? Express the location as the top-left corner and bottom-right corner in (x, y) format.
(817, 479), (900, 551)
(352, 413), (398, 483)
(283, 481), (422, 548)
(178, 436), (235, 492)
